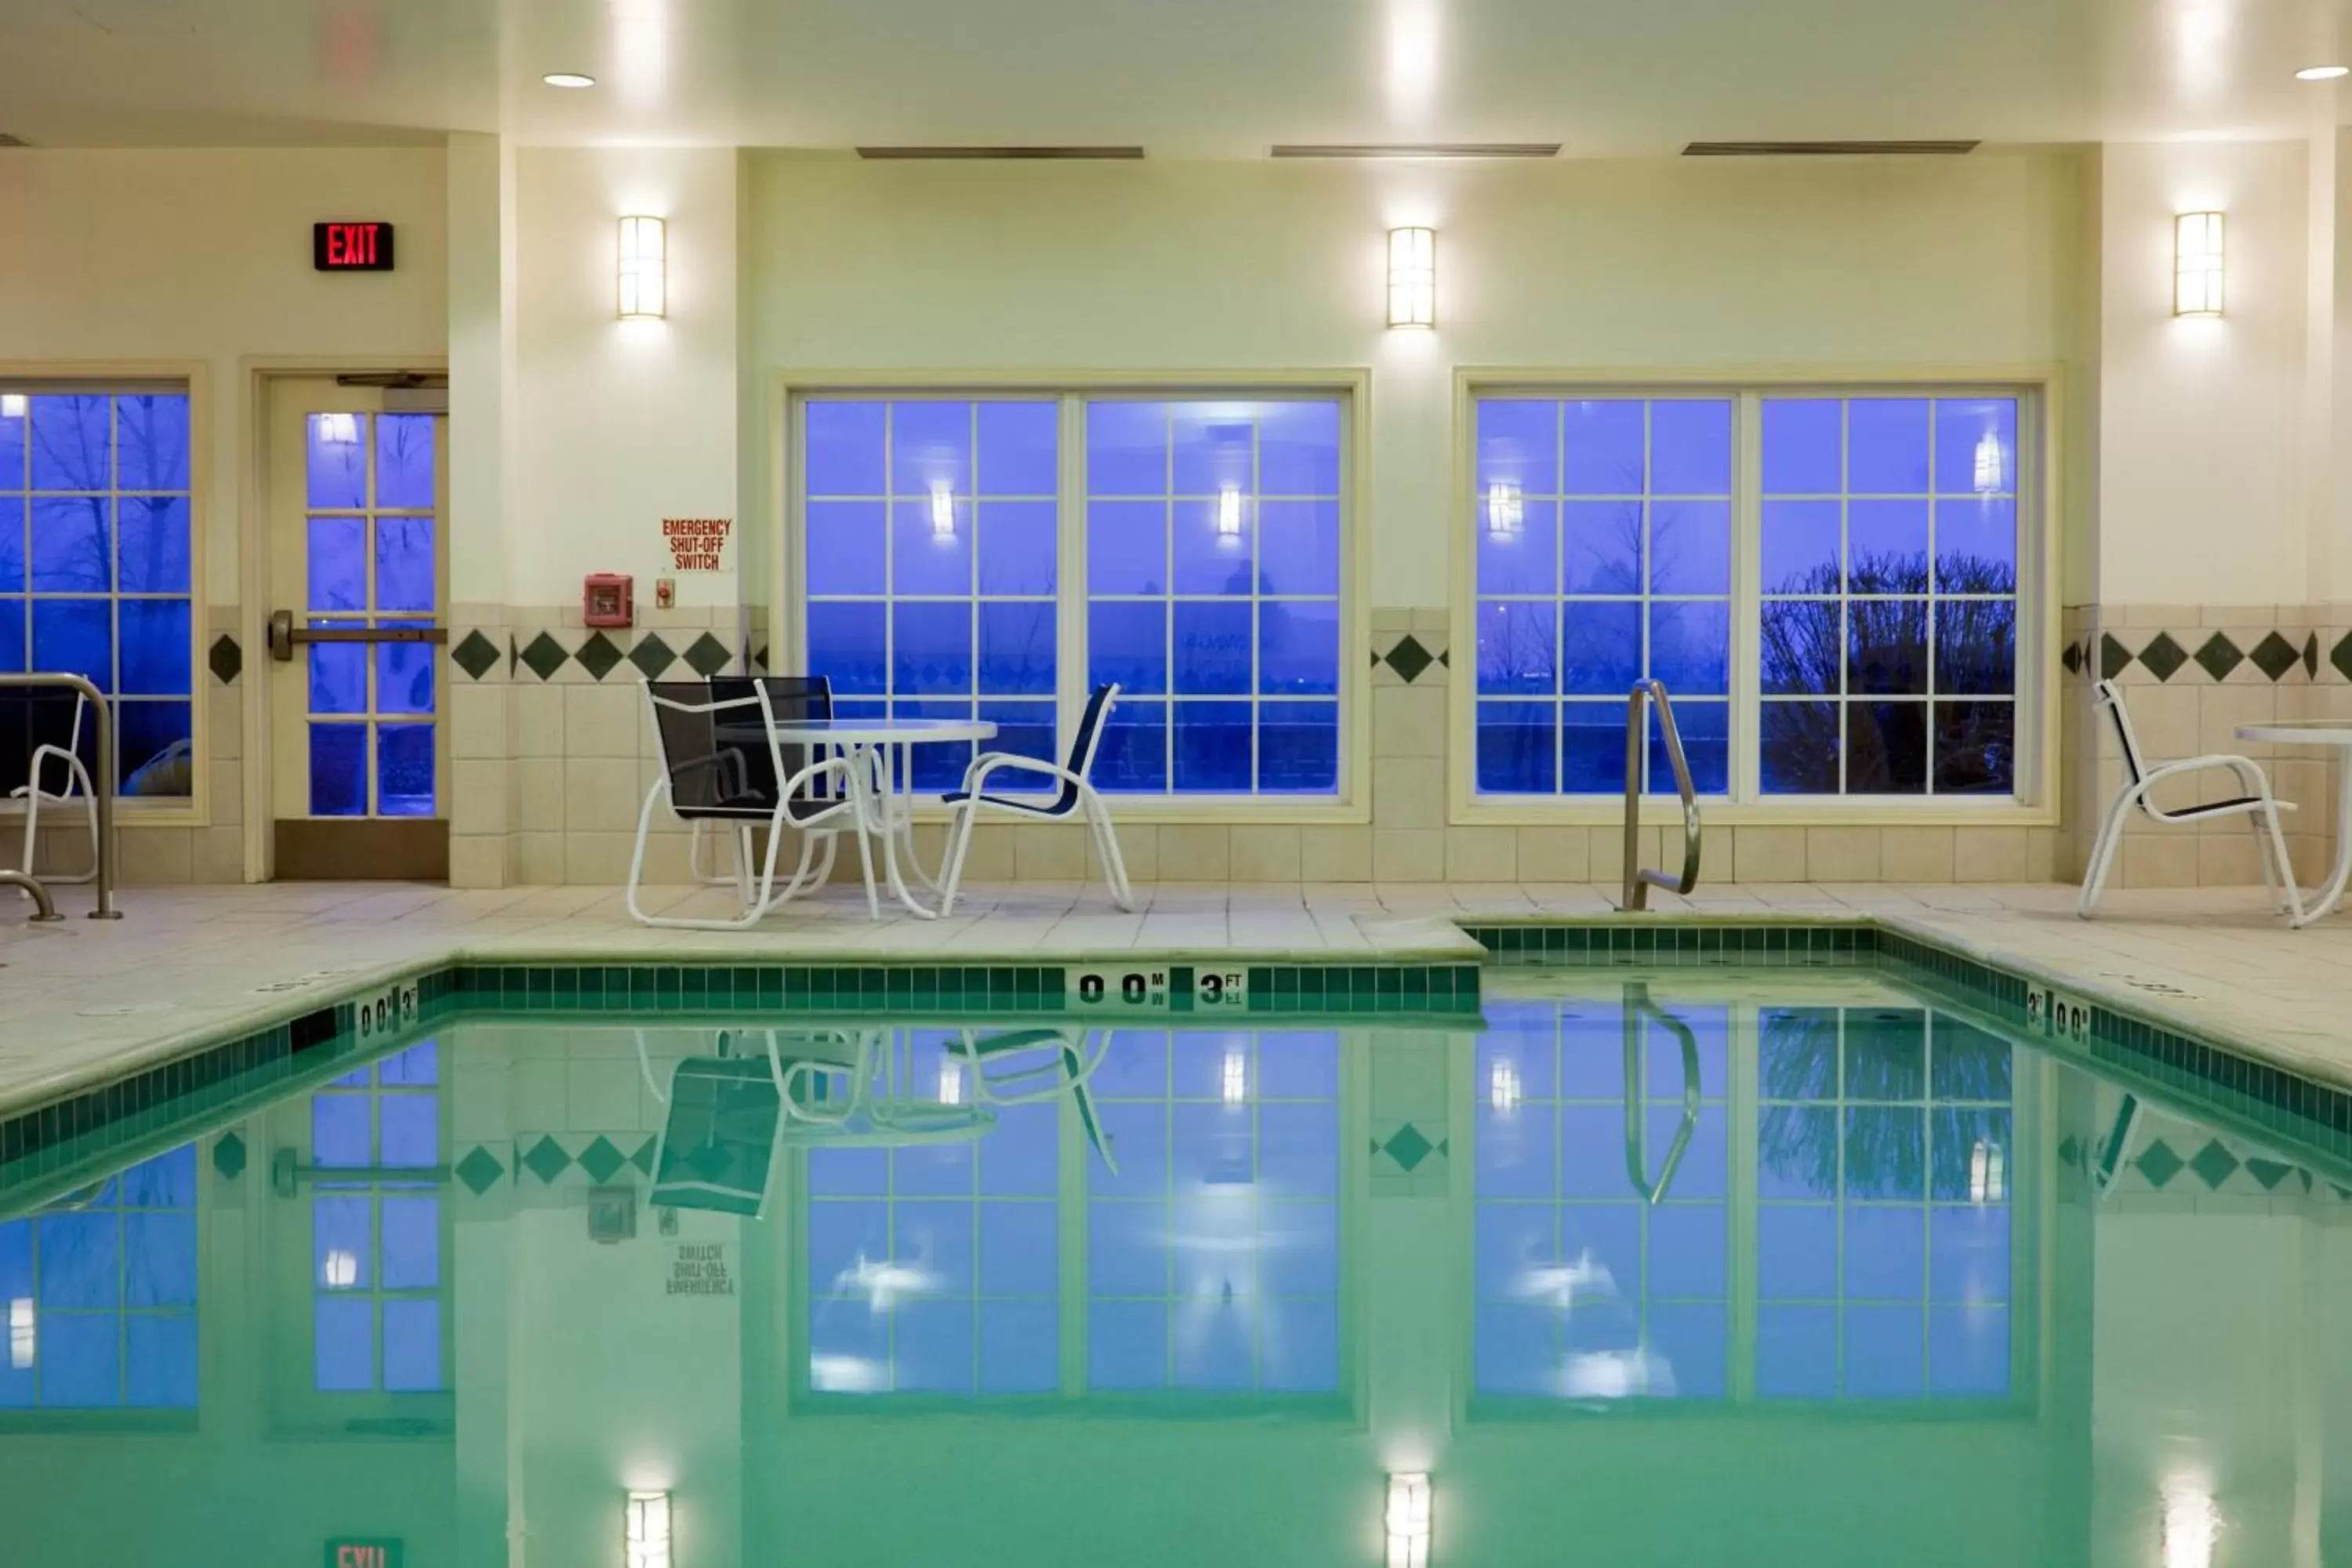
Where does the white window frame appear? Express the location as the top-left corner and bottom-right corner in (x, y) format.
(778, 372), (1372, 825)
(1450, 369), (2059, 828)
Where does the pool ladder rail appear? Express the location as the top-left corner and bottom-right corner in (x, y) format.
(1619, 678), (1704, 913)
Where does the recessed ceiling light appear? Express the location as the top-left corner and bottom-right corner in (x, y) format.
(543, 71), (597, 88)
(2296, 64), (2350, 80)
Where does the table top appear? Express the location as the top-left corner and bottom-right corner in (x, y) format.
(2237, 721), (2352, 745)
(717, 717), (998, 745)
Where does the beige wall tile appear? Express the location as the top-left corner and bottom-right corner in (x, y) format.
(564, 684), (641, 759)
(1445, 826), (1517, 882)
(2024, 827), (2061, 881)
(118, 827), (193, 887)
(2198, 684), (2278, 757)
(193, 825), (245, 884)
(2120, 834), (2199, 888)
(2195, 830), (2268, 886)
(951, 818), (1017, 883)
(1088, 820), (1156, 884)
(1372, 684), (1446, 758)
(451, 684), (506, 760)
(1229, 825), (1304, 883)
(1952, 827), (2027, 883)
(516, 832), (566, 884)
(1300, 825), (1373, 882)
(207, 759), (243, 826)
(1013, 822), (1087, 881)
(1590, 825), (1668, 887)
(1156, 825), (1232, 882)
(207, 686), (243, 761)
(1516, 826), (1589, 884)
(562, 757), (641, 833)
(564, 830), (637, 885)
(452, 760), (510, 837)
(2118, 684), (2198, 761)
(514, 684), (564, 758)
(515, 758), (566, 833)
(1374, 829), (1445, 882)
(1805, 827), (1881, 882)
(1733, 826), (1806, 883)
(1881, 826), (1956, 882)
(449, 833), (510, 890)
(1371, 757), (1445, 829)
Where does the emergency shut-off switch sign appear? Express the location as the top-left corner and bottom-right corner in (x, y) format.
(662, 516), (733, 572)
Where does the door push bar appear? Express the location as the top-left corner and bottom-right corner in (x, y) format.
(268, 610), (449, 662)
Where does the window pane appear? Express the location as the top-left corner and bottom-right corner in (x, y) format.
(1097, 700), (1168, 790)
(376, 414), (435, 509)
(381, 1196), (441, 1288)
(1562, 500), (1640, 593)
(1935, 398), (2016, 495)
(805, 401), (887, 494)
(1172, 405), (1254, 495)
(1762, 500), (1840, 594)
(31, 396), (111, 492)
(1476, 601), (1555, 695)
(120, 701), (192, 795)
(1762, 399), (1841, 493)
(1560, 602), (1639, 694)
(1846, 702), (1927, 793)
(978, 499), (1056, 595)
(117, 496), (191, 593)
(308, 517), (366, 612)
(314, 1296), (375, 1391)
(891, 401), (973, 498)
(893, 603), (971, 694)
(309, 642), (366, 714)
(0, 499), (23, 592)
(119, 600), (191, 695)
(1173, 497), (1251, 595)
(977, 602), (1055, 695)
(807, 603), (887, 694)
(807, 501), (885, 595)
(1173, 602), (1250, 695)
(32, 598), (111, 688)
(1476, 399), (1557, 495)
(306, 413), (368, 509)
(1477, 702), (1555, 792)
(1258, 499), (1340, 596)
(1937, 499), (2016, 592)
(1761, 601), (1839, 697)
(382, 1299), (442, 1391)
(891, 497), (972, 594)
(1561, 706), (1621, 791)
(1849, 501), (1929, 592)
(310, 723), (368, 815)
(1174, 702), (1252, 790)
(1651, 400), (1732, 494)
(1258, 601), (1337, 695)
(1088, 500), (1166, 593)
(377, 635), (435, 715)
(1761, 702), (1841, 794)
(378, 723), (435, 816)
(1657, 699), (1729, 794)
(1847, 601), (1927, 695)
(1258, 700), (1338, 791)
(31, 497), (110, 591)
(0, 599), (20, 675)
(1087, 401), (1170, 495)
(1846, 398), (1930, 492)
(1089, 600), (1167, 694)
(1258, 400), (1341, 495)
(1650, 602), (1728, 695)
(1563, 400), (1645, 495)
(1649, 500), (1729, 594)
(1476, 497), (1555, 595)
(977, 400), (1057, 494)
(1934, 702), (2015, 793)
(375, 516), (436, 612)
(1936, 601), (2014, 695)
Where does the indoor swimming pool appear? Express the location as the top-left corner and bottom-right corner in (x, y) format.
(0, 952), (2344, 1566)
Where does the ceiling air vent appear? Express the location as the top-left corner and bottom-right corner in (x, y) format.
(1271, 143), (1559, 159)
(855, 146), (1145, 160)
(1682, 140), (1980, 157)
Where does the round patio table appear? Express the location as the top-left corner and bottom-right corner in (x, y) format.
(2235, 720), (2352, 926)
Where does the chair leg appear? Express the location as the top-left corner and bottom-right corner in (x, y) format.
(14, 789), (34, 896)
(2076, 794), (2133, 918)
(734, 826), (757, 908)
(1086, 792), (1135, 912)
(2251, 811), (2286, 914)
(938, 804), (977, 916)
(853, 815), (881, 920)
(2259, 798), (2306, 924)
(625, 786), (663, 926)
(773, 829), (822, 903)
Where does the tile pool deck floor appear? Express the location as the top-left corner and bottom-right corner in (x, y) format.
(3, 877), (2348, 1112)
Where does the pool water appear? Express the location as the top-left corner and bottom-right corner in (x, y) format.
(0, 967), (2341, 1566)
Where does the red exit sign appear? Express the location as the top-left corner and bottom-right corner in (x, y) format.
(313, 221), (396, 272)
(324, 1540), (403, 1568)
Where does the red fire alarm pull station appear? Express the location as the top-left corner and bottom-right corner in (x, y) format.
(584, 574), (633, 628)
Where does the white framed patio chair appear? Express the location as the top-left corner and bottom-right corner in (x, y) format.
(2078, 678), (2301, 920)
(629, 679), (876, 930)
(11, 691), (99, 889)
(686, 675), (858, 898)
(936, 682), (1134, 916)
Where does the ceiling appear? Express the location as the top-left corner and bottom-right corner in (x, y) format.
(3, 0), (2351, 154)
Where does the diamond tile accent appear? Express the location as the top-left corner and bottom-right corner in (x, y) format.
(2060, 641), (2084, 677)
(207, 634), (242, 686)
(1384, 634), (1436, 684)
(628, 632), (677, 680)
(2304, 633), (2321, 680)
(518, 631), (570, 682)
(2100, 633), (2132, 682)
(2333, 633), (2352, 684)
(577, 1135), (627, 1185)
(211, 1131), (245, 1181)
(2134, 1138), (2185, 1189)
(2138, 632), (2188, 682)
(455, 1145), (506, 1196)
(684, 631), (732, 677)
(575, 631), (625, 681)
(2056, 1134), (2082, 1169)
(752, 644), (771, 673)
(1382, 1121), (1435, 1171)
(2191, 633), (2241, 684)
(2187, 1138), (2240, 1190)
(2244, 1156), (2294, 1192)
(2248, 630), (2301, 682)
(521, 1134), (572, 1184)
(451, 630), (501, 681)
(630, 1136), (658, 1175)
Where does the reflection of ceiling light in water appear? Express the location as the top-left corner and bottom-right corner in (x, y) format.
(315, 412), (360, 445)
(2162, 1481), (2217, 1568)
(1385, 1473), (1431, 1568)
(1216, 486), (1243, 545)
(1973, 432), (2003, 493)
(1486, 481), (1522, 538)
(1221, 1050), (1247, 1104)
(1561, 1345), (1675, 1399)
(809, 1354), (888, 1392)
(931, 484), (956, 540)
(8, 1298), (31, 1370)
(938, 1060), (965, 1105)
(1515, 1249), (1613, 1308)
(321, 1250), (359, 1288)
(1970, 1139), (2005, 1203)
(833, 1251), (938, 1311)
(1489, 1058), (1521, 1112)
(0, 395), (24, 419)
(624, 1490), (673, 1568)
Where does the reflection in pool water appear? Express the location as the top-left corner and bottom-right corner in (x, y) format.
(1, 971), (2347, 1566)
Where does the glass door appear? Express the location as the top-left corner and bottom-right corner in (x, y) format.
(267, 379), (450, 879)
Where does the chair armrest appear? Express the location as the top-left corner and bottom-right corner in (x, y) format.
(956, 752), (1090, 796)
(26, 744), (93, 801)
(2140, 753), (2281, 799)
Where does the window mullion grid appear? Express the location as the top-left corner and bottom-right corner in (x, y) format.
(1249, 415), (1261, 800)
(1553, 401), (1567, 794)
(1639, 400), (1653, 793)
(1837, 406), (1851, 797)
(967, 401), (981, 771)
(1059, 395), (1086, 767)
(884, 402), (898, 735)
(1163, 405), (1176, 791)
(1924, 401), (1940, 800)
(1732, 395), (1762, 804)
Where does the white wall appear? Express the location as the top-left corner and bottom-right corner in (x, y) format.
(2097, 140), (2313, 605)
(511, 147), (740, 610)
(742, 153), (2085, 608)
(0, 148), (448, 599)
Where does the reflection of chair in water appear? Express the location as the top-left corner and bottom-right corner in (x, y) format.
(950, 1025), (1120, 1174)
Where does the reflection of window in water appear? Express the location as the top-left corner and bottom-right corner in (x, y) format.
(1757, 1007), (2011, 1399)
(0, 1143), (198, 1407)
(1474, 1000), (1731, 1400)
(310, 1041), (445, 1393)
(1085, 1029), (1340, 1393)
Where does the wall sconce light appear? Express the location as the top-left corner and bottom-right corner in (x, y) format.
(1485, 481), (1522, 539)
(1972, 432), (2004, 494)
(938, 1059), (966, 1106)
(1216, 485), (1245, 544)
(2174, 212), (2224, 317)
(314, 412), (360, 446)
(9, 1298), (32, 1370)
(1387, 227), (1436, 328)
(1385, 1473), (1432, 1568)
(619, 216), (668, 320)
(929, 483), (957, 540)
(0, 394), (24, 419)
(1221, 1050), (1248, 1105)
(625, 1490), (673, 1568)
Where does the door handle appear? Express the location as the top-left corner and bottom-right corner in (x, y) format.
(268, 609), (449, 662)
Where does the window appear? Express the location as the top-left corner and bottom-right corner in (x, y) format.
(310, 1042), (445, 1393)
(0, 390), (196, 801)
(797, 390), (1350, 803)
(0, 1144), (198, 1410)
(1468, 387), (2029, 804)
(1086, 1029), (1339, 1392)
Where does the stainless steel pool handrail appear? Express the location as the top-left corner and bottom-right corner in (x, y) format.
(0, 672), (119, 920)
(0, 869), (61, 923)
(1619, 679), (1703, 913)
